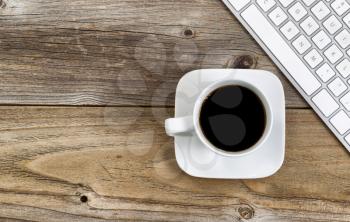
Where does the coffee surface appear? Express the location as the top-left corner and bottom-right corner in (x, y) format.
(199, 85), (266, 152)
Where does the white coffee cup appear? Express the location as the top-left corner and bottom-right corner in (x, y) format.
(165, 79), (273, 157)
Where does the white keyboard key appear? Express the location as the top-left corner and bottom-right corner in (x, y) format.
(280, 21), (300, 40)
(269, 7), (288, 26)
(257, 0), (276, 12)
(323, 15), (343, 34)
(328, 77), (347, 97)
(289, 2), (307, 21)
(331, 0), (350, 16)
(345, 133), (350, 145)
(330, 111), (350, 135)
(324, 44), (343, 64)
(292, 35), (311, 54)
(335, 29), (350, 49)
(311, 1), (331, 20)
(304, 49), (323, 68)
(336, 59), (350, 78)
(312, 89), (339, 117)
(340, 92), (350, 111)
(301, 16), (319, 35)
(344, 13), (350, 28)
(316, 63), (336, 82)
(241, 5), (321, 96)
(348, 49), (350, 57)
(278, 0), (294, 7)
(303, 0), (317, 7)
(228, 0), (251, 11)
(312, 31), (331, 50)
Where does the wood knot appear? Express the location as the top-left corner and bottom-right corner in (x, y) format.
(0, 0), (6, 8)
(230, 55), (256, 69)
(238, 207), (254, 220)
(80, 195), (88, 203)
(183, 28), (195, 38)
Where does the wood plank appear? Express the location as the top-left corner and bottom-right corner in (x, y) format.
(0, 106), (348, 221)
(0, 0), (306, 107)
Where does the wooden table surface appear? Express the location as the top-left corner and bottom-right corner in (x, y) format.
(0, 0), (349, 221)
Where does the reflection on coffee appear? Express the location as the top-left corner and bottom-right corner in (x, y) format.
(199, 85), (266, 152)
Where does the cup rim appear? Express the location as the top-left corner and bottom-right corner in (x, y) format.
(192, 79), (273, 157)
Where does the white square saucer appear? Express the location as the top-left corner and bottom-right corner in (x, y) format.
(173, 69), (285, 179)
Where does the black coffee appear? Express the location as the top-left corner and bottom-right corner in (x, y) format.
(199, 85), (266, 152)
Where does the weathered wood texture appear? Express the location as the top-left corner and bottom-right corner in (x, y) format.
(0, 106), (348, 221)
(0, 0), (306, 107)
(0, 0), (349, 221)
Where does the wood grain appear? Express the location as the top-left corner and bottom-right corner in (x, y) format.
(0, 106), (348, 221)
(0, 0), (306, 107)
(0, 0), (347, 221)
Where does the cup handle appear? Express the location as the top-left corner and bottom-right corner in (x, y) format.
(165, 116), (194, 137)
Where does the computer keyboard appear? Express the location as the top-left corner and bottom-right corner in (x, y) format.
(222, 0), (350, 152)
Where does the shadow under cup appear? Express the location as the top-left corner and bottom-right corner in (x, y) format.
(195, 82), (272, 156)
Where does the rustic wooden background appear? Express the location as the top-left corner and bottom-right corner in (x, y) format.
(0, 0), (349, 221)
